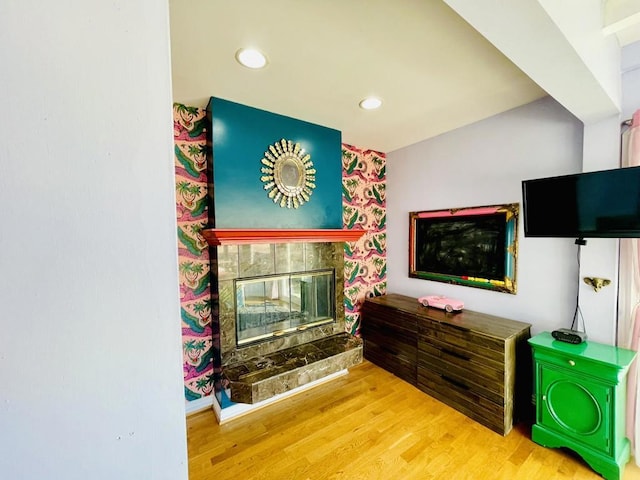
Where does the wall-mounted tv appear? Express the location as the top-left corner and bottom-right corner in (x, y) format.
(522, 166), (640, 239)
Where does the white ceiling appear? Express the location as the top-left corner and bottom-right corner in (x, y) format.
(169, 0), (640, 153)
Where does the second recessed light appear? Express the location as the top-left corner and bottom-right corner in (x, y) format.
(235, 48), (268, 69)
(359, 97), (382, 110)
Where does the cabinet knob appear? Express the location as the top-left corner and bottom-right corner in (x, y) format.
(542, 395), (546, 401)
(568, 360), (576, 366)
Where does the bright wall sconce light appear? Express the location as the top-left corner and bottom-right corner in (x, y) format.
(235, 48), (268, 69)
(359, 97), (382, 110)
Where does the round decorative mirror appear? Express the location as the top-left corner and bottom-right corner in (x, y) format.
(260, 139), (316, 208)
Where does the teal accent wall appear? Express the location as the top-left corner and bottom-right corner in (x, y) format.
(208, 97), (342, 228)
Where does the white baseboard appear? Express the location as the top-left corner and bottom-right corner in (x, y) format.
(213, 369), (348, 424)
(185, 395), (214, 415)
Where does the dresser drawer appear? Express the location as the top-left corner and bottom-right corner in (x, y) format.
(417, 351), (504, 404)
(418, 337), (504, 382)
(417, 367), (506, 434)
(362, 303), (417, 334)
(362, 313), (416, 347)
(363, 332), (416, 366)
(533, 348), (624, 381)
(420, 321), (504, 364)
(364, 339), (416, 385)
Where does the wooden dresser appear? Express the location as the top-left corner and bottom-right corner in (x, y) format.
(361, 293), (532, 435)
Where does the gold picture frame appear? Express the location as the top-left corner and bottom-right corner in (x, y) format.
(409, 203), (519, 294)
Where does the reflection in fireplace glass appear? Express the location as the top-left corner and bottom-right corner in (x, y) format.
(235, 269), (335, 346)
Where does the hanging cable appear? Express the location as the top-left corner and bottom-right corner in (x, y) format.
(571, 241), (587, 334)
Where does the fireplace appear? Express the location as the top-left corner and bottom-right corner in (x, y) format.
(235, 269), (336, 346)
(208, 240), (362, 406)
(216, 241), (348, 366)
(197, 98), (377, 413)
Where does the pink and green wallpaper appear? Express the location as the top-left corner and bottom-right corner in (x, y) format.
(173, 104), (386, 402)
(342, 144), (387, 335)
(174, 104), (216, 401)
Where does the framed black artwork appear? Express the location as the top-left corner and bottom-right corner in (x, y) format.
(409, 203), (519, 294)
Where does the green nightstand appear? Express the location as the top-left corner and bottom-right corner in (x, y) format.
(529, 332), (637, 480)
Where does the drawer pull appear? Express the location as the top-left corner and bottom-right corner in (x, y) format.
(441, 374), (470, 390)
(441, 348), (470, 361)
(568, 360), (576, 367)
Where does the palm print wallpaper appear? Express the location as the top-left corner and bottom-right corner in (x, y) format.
(173, 103), (386, 402)
(174, 104), (216, 401)
(342, 144), (387, 335)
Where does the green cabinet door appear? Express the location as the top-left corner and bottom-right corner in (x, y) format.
(538, 364), (611, 454)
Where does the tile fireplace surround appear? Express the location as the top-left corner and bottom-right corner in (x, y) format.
(215, 240), (363, 406)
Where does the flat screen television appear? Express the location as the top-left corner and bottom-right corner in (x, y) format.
(522, 166), (640, 238)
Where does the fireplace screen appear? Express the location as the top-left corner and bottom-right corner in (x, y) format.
(235, 269), (335, 346)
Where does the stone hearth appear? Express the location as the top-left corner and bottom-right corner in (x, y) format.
(224, 332), (362, 404)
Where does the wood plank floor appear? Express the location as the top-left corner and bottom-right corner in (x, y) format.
(187, 361), (640, 480)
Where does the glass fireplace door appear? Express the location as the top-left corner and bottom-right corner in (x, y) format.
(235, 269), (335, 346)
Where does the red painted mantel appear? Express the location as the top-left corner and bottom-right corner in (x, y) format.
(201, 228), (365, 246)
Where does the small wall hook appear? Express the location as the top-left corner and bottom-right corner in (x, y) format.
(583, 277), (611, 292)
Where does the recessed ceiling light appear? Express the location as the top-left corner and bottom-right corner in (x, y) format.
(359, 97), (382, 110)
(235, 48), (268, 69)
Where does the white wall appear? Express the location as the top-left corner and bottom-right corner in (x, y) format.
(578, 118), (621, 344)
(386, 97), (584, 335)
(538, 0), (621, 111)
(444, 0), (620, 123)
(622, 41), (640, 119)
(0, 2), (188, 479)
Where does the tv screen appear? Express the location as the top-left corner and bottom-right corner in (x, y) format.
(522, 166), (640, 238)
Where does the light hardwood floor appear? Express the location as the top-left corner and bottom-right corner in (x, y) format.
(187, 361), (640, 480)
